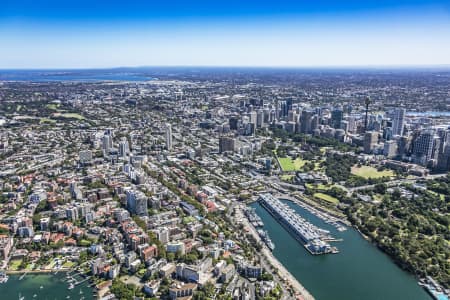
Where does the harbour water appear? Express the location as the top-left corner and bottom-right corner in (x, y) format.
(0, 273), (94, 300)
(0, 70), (153, 82)
(251, 200), (432, 300)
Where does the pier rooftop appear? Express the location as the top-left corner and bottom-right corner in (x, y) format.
(258, 193), (338, 255)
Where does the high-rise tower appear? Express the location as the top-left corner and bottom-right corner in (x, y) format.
(165, 123), (172, 150)
(364, 96), (371, 133)
(392, 108), (406, 137)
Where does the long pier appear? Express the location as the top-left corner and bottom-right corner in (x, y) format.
(258, 193), (339, 255)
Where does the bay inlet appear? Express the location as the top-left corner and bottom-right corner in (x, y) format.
(251, 200), (432, 300)
(0, 273), (94, 300)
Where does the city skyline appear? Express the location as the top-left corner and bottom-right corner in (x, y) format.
(1, 0), (450, 68)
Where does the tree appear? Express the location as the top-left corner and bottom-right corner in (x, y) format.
(374, 183), (387, 194)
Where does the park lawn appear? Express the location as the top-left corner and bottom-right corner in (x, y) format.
(60, 113), (85, 120)
(306, 183), (337, 191)
(63, 261), (75, 268)
(79, 239), (92, 247)
(46, 104), (59, 110)
(313, 192), (339, 204)
(9, 259), (22, 270)
(46, 260), (57, 269)
(281, 174), (294, 181)
(40, 118), (56, 124)
(351, 165), (394, 179)
(183, 216), (196, 224)
(278, 157), (306, 172)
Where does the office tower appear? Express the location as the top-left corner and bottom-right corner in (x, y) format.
(269, 110), (277, 123)
(288, 110), (298, 123)
(256, 110), (264, 128)
(347, 116), (357, 133)
(392, 108), (406, 137)
(383, 140), (398, 158)
(436, 129), (450, 171)
(165, 123), (172, 150)
(383, 127), (393, 141)
(126, 190), (148, 216)
(364, 131), (378, 154)
(249, 111), (258, 127)
(331, 107), (343, 129)
(437, 144), (450, 171)
(300, 110), (314, 134)
(118, 138), (129, 158)
(286, 98), (293, 113)
(279, 101), (288, 118)
(219, 136), (236, 153)
(229, 116), (239, 130)
(102, 133), (113, 153)
(412, 129), (440, 166)
(263, 108), (270, 124)
(311, 115), (319, 132)
(398, 136), (412, 157)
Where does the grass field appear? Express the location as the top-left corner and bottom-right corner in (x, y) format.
(60, 113), (85, 120)
(46, 104), (59, 110)
(313, 192), (339, 204)
(40, 118), (56, 124)
(9, 259), (22, 270)
(351, 165), (394, 179)
(305, 183), (334, 191)
(183, 216), (196, 224)
(63, 261), (75, 268)
(278, 157), (306, 172)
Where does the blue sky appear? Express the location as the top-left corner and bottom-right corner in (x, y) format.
(1, 0), (450, 68)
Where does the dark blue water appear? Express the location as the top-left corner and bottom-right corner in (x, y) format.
(251, 200), (432, 300)
(0, 70), (153, 82)
(0, 273), (94, 300)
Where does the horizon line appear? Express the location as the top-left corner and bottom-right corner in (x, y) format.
(2, 64), (450, 71)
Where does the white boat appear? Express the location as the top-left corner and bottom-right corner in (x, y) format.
(0, 272), (8, 283)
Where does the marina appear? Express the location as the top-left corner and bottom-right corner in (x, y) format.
(258, 193), (339, 255)
(419, 276), (449, 300)
(0, 272), (8, 283)
(257, 229), (275, 251)
(0, 273), (94, 300)
(244, 207), (264, 228)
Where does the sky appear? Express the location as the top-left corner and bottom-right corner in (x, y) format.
(1, 0), (450, 68)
